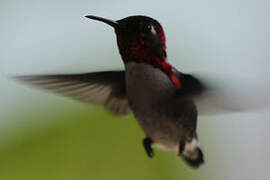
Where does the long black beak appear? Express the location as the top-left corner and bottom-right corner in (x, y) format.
(85, 15), (119, 28)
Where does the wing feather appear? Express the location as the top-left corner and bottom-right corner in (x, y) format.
(14, 71), (129, 115)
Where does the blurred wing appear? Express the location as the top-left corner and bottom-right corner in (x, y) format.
(14, 71), (130, 116)
(175, 67), (270, 116)
(194, 73), (270, 116)
(174, 67), (250, 115)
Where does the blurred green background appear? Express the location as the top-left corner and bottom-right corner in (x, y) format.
(0, 100), (215, 180)
(0, 104), (182, 180)
(1, 0), (270, 179)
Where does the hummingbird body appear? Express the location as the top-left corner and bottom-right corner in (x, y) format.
(126, 62), (202, 165)
(126, 62), (178, 150)
(16, 15), (205, 167)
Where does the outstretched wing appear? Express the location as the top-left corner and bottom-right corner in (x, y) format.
(14, 71), (129, 115)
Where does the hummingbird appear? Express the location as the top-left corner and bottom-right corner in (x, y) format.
(16, 15), (206, 167)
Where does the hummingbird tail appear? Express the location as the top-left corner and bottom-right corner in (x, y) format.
(181, 138), (204, 168)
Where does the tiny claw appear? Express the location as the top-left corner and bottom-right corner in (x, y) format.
(143, 137), (154, 158)
(178, 139), (186, 155)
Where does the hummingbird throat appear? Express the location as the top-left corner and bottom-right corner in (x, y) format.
(119, 35), (182, 89)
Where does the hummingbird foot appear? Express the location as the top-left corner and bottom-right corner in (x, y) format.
(143, 137), (154, 158)
(178, 139), (186, 155)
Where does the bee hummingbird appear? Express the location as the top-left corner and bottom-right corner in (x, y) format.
(16, 15), (206, 167)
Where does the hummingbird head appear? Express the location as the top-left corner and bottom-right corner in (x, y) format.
(85, 15), (167, 64)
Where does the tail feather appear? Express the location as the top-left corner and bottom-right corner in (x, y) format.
(181, 138), (204, 168)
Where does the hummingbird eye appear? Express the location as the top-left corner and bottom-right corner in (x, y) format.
(142, 24), (157, 35)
